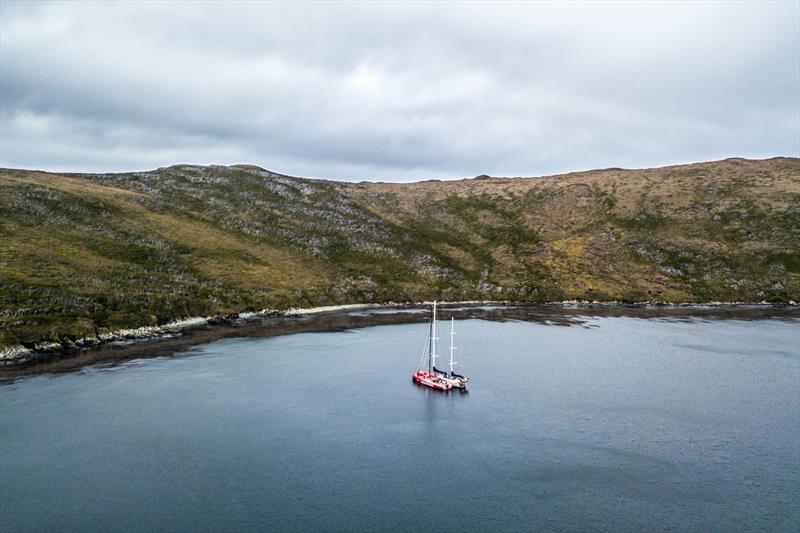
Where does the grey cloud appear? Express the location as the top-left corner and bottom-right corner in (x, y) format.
(1, 1), (797, 181)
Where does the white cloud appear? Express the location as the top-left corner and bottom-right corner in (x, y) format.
(1, 1), (797, 181)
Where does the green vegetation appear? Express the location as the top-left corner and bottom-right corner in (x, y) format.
(1, 157), (798, 348)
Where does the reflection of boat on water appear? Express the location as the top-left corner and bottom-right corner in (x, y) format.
(411, 301), (469, 391)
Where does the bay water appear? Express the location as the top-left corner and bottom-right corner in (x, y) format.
(1, 310), (798, 531)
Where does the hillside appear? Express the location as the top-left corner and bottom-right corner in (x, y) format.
(1, 157), (798, 349)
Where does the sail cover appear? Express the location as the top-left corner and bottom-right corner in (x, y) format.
(433, 367), (447, 375)
(451, 371), (466, 379)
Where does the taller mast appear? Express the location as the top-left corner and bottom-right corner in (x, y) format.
(449, 317), (457, 373)
(430, 300), (438, 372)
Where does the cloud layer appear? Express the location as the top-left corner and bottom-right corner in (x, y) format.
(1, 1), (798, 181)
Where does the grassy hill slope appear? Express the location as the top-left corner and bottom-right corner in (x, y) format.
(1, 157), (798, 348)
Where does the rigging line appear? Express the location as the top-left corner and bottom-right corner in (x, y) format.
(418, 331), (430, 371)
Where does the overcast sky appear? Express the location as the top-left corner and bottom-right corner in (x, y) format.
(1, 1), (798, 181)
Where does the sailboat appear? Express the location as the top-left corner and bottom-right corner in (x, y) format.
(412, 301), (453, 391)
(412, 301), (470, 391)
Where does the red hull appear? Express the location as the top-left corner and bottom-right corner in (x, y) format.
(412, 371), (453, 391)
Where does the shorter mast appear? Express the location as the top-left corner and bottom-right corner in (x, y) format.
(448, 317), (457, 373)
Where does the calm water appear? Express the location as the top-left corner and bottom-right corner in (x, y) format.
(1, 312), (798, 532)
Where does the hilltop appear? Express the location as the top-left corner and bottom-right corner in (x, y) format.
(1, 157), (798, 349)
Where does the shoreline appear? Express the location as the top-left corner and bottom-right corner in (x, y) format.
(1, 300), (797, 375)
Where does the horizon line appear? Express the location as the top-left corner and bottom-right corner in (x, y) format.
(0, 155), (796, 185)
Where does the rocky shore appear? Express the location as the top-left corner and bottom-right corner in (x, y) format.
(0, 304), (395, 367)
(2, 301), (796, 373)
(0, 311), (277, 366)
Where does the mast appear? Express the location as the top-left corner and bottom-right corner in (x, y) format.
(427, 302), (433, 372)
(429, 300), (438, 372)
(449, 317), (457, 373)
